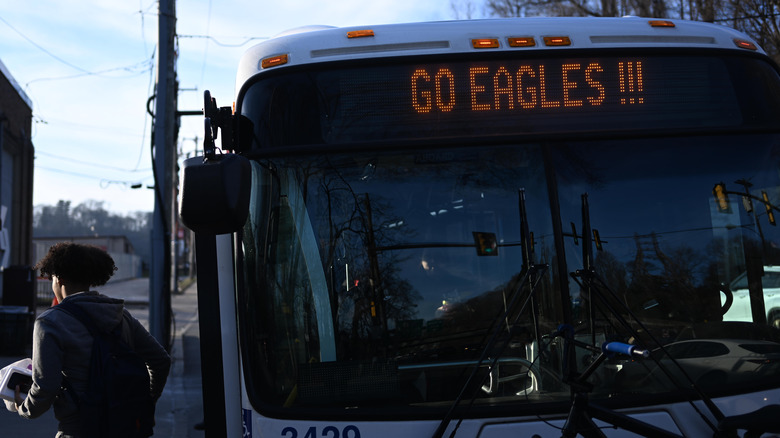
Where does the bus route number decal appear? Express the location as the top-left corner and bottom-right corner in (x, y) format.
(282, 425), (361, 438)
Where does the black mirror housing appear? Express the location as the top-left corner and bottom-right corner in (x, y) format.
(180, 154), (251, 235)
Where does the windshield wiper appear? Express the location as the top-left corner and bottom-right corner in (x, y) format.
(570, 193), (725, 434)
(432, 189), (548, 438)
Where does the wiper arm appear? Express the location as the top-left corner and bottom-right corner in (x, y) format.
(431, 263), (548, 438)
(571, 269), (724, 430)
(432, 188), (548, 438)
(580, 194), (597, 348)
(571, 192), (726, 432)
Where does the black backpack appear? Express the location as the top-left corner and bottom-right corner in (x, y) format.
(57, 300), (156, 438)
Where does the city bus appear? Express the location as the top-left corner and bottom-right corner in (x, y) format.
(179, 17), (780, 437)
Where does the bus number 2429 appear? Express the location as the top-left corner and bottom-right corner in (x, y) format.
(282, 426), (361, 438)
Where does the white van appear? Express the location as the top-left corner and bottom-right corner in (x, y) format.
(723, 266), (780, 328)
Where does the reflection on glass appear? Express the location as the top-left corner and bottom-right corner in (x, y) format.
(238, 134), (780, 413)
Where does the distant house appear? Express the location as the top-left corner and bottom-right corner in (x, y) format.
(0, 59), (35, 302)
(33, 235), (142, 282)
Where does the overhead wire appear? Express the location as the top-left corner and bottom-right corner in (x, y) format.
(99, 176), (154, 190)
(33, 115), (148, 138)
(134, 47), (157, 172)
(137, 0), (157, 55)
(3, 8), (158, 189)
(23, 57), (154, 87)
(36, 150), (151, 173)
(178, 34), (269, 47)
(36, 165), (152, 188)
(0, 15), (153, 81)
(199, 0), (214, 87)
(2, 9), (156, 173)
(0, 15), (92, 74)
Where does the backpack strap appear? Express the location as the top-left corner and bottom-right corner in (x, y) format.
(54, 300), (97, 406)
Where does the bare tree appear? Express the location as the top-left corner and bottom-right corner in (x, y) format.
(453, 0), (779, 63)
(723, 0), (780, 62)
(451, 0), (479, 18)
(478, 0), (637, 17)
(483, 0), (527, 16)
(630, 0), (668, 17)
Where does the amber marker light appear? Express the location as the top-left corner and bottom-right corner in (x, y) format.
(648, 20), (676, 28)
(347, 29), (375, 38)
(472, 38), (500, 49)
(261, 54), (289, 69)
(508, 37), (535, 47)
(734, 39), (758, 50)
(543, 36), (571, 46)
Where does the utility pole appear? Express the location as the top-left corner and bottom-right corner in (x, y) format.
(151, 0), (176, 347)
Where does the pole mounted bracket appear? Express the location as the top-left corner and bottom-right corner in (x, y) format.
(203, 90), (236, 159)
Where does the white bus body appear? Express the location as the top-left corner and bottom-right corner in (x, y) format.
(181, 17), (780, 438)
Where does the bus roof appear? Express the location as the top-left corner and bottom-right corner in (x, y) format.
(236, 17), (764, 90)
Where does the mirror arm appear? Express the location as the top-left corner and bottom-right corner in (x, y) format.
(202, 90), (236, 157)
(204, 118), (216, 160)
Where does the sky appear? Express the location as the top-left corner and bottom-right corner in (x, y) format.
(0, 0), (467, 215)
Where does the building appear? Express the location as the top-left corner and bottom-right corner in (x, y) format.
(33, 235), (143, 304)
(0, 60), (35, 354)
(0, 59), (35, 302)
(33, 235), (143, 281)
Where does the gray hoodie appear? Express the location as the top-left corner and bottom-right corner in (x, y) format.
(17, 291), (171, 436)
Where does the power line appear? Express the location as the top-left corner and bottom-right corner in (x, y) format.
(178, 33), (269, 47)
(0, 15), (154, 84)
(24, 57), (154, 87)
(199, 0), (214, 86)
(37, 165), (148, 182)
(99, 176), (154, 190)
(36, 150), (152, 173)
(35, 113), (147, 137)
(36, 165), (153, 189)
(0, 16), (92, 74)
(133, 50), (157, 173)
(35, 165), (100, 180)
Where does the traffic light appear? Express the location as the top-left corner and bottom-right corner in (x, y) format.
(473, 232), (498, 256)
(763, 191), (776, 226)
(570, 222), (579, 245)
(593, 229), (604, 251)
(713, 183), (731, 213)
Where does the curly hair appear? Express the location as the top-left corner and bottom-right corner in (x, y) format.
(34, 242), (118, 287)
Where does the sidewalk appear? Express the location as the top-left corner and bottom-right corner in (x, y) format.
(0, 278), (204, 437)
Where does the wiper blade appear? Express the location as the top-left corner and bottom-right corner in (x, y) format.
(571, 191), (726, 432)
(431, 264), (548, 438)
(432, 188), (547, 438)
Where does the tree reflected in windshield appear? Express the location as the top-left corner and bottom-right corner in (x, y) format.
(239, 134), (780, 411)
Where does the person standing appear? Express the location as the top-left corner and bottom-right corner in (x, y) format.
(14, 242), (171, 437)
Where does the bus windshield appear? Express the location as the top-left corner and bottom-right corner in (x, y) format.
(235, 52), (780, 417)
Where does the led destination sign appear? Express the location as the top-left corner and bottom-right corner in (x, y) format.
(410, 60), (645, 114)
(240, 55), (778, 147)
(327, 56), (738, 140)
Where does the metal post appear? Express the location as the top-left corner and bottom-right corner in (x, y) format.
(150, 0), (176, 347)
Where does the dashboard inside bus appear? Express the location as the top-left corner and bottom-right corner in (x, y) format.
(233, 50), (780, 418)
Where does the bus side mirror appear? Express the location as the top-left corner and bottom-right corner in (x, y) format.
(180, 154), (251, 234)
